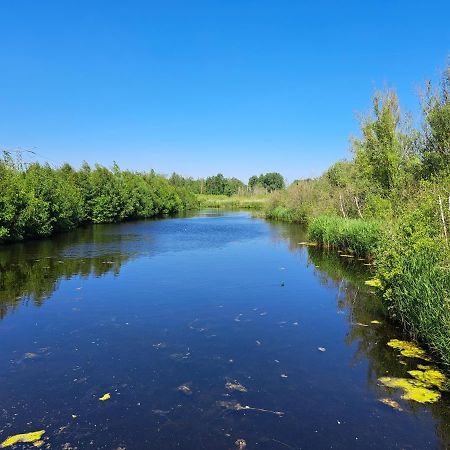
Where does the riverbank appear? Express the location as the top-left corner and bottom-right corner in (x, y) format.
(196, 194), (267, 209)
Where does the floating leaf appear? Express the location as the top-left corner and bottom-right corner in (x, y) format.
(1, 430), (45, 448)
(378, 377), (440, 403)
(378, 398), (403, 411)
(226, 381), (247, 392)
(218, 400), (284, 416)
(365, 278), (382, 287)
(177, 384), (192, 395)
(387, 339), (431, 361)
(99, 393), (111, 401)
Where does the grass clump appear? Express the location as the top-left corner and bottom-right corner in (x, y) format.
(307, 215), (381, 258)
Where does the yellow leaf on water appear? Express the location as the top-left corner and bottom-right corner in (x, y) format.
(387, 339), (431, 361)
(1, 430), (45, 448)
(99, 393), (111, 401)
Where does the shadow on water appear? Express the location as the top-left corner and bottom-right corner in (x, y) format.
(0, 211), (450, 449)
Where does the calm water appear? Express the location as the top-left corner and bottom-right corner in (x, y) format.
(0, 211), (449, 450)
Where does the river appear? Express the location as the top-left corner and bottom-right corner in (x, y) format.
(0, 210), (449, 449)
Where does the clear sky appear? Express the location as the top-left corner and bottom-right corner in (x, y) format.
(1, 1), (449, 182)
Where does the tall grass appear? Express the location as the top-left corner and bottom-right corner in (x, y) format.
(264, 206), (308, 223)
(376, 231), (450, 366)
(197, 194), (267, 209)
(308, 215), (381, 258)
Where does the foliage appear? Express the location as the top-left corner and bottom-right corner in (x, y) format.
(248, 172), (285, 193)
(0, 157), (197, 243)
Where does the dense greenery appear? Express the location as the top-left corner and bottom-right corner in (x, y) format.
(0, 157), (197, 243)
(168, 172), (246, 196)
(248, 172), (285, 193)
(264, 64), (450, 366)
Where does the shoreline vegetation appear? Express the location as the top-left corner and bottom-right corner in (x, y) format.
(261, 64), (450, 367)
(1, 64), (449, 368)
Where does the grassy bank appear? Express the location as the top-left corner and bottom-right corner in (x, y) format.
(197, 194), (267, 209)
(261, 64), (450, 367)
(308, 216), (381, 258)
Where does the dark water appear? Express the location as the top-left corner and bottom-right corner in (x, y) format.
(0, 211), (449, 450)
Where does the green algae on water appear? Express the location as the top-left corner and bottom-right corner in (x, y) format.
(0, 430), (45, 448)
(387, 339), (431, 361)
(378, 377), (441, 403)
(408, 368), (449, 391)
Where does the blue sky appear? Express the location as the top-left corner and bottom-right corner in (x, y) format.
(1, 1), (449, 182)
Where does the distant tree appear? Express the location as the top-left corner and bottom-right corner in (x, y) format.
(205, 173), (226, 195)
(248, 175), (259, 191)
(259, 172), (285, 192)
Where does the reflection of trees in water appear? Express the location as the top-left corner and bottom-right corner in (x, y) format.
(0, 225), (132, 319)
(274, 223), (450, 446)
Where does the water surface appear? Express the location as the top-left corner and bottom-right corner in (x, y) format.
(0, 211), (449, 449)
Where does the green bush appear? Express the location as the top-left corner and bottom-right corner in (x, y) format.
(0, 157), (198, 243)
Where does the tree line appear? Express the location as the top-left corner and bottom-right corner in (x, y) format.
(0, 159), (197, 243)
(168, 171), (285, 196)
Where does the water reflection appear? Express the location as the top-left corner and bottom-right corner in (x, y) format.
(0, 212), (449, 449)
(0, 226), (132, 319)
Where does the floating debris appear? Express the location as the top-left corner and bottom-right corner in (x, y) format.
(355, 322), (369, 327)
(256, 340), (262, 346)
(152, 342), (167, 349)
(280, 374), (288, 378)
(378, 377), (440, 403)
(387, 339), (431, 361)
(339, 254), (355, 258)
(318, 347), (326, 352)
(177, 384), (192, 396)
(378, 398), (403, 411)
(371, 320), (382, 324)
(234, 314), (243, 322)
(297, 242), (317, 246)
(365, 278), (382, 287)
(24, 352), (38, 359)
(1, 430), (45, 448)
(235, 439), (247, 449)
(226, 381), (248, 393)
(218, 400), (284, 416)
(99, 393), (111, 401)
